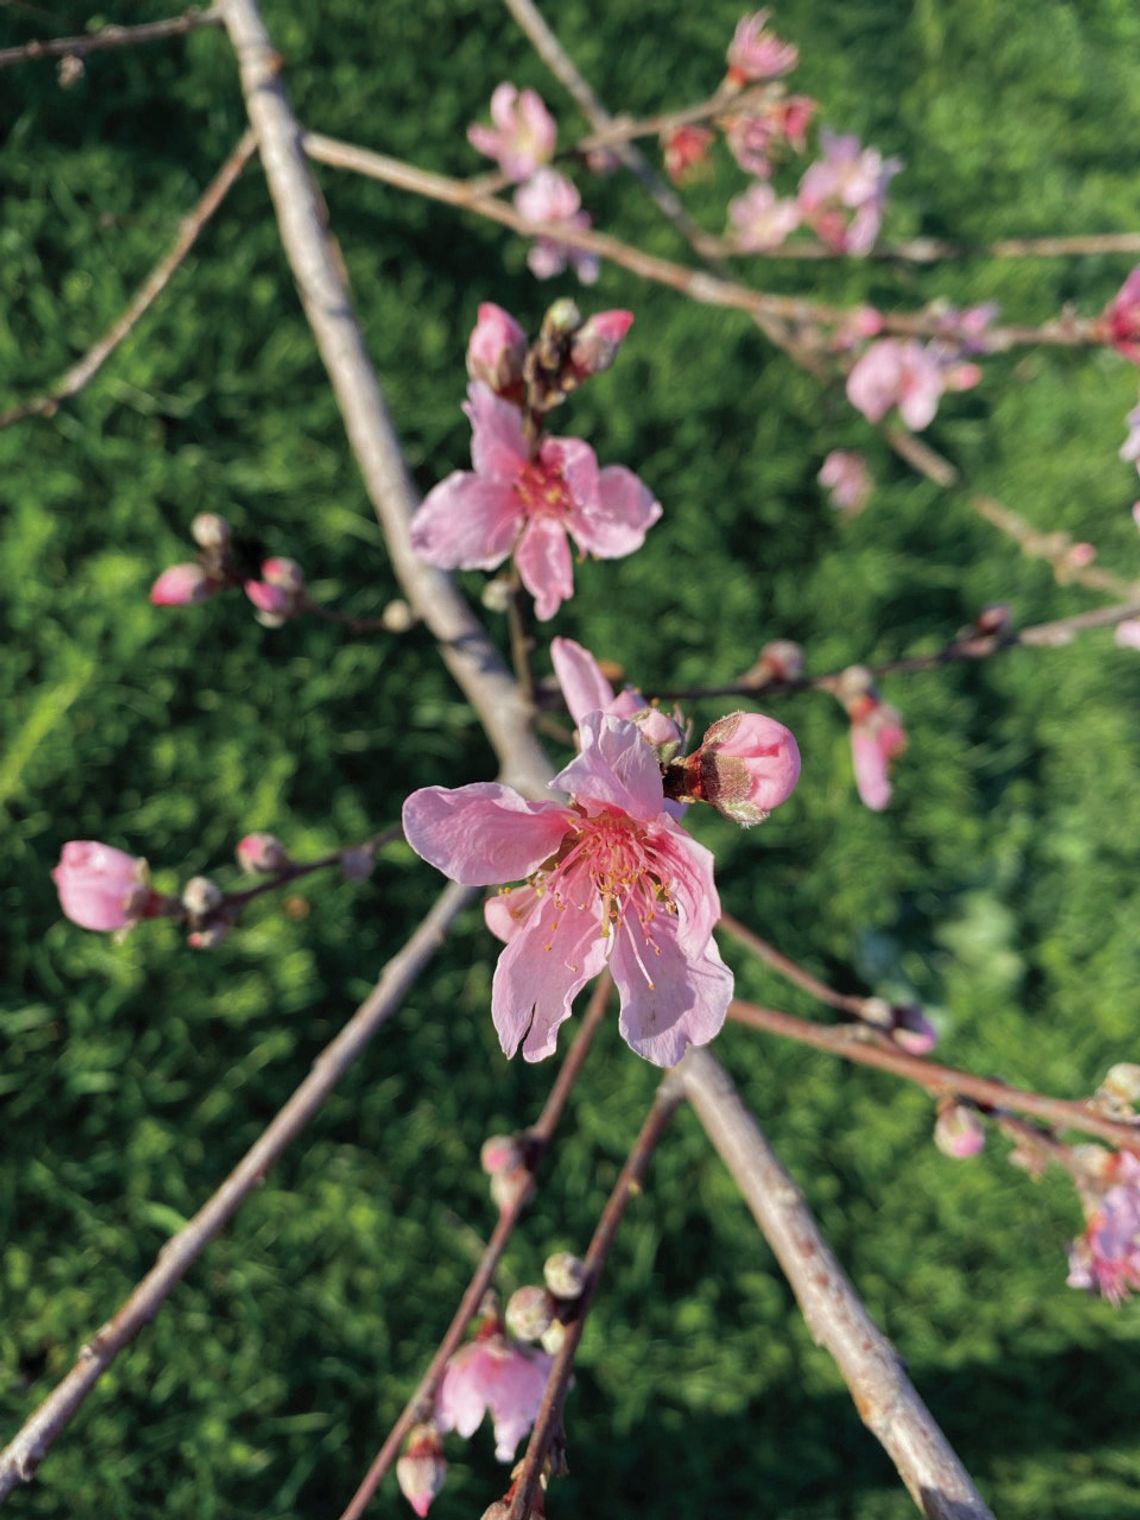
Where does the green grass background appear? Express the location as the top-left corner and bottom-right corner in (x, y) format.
(3, 0), (1140, 1515)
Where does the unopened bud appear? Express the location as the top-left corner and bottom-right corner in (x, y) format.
(481, 1135), (523, 1176)
(244, 557), (305, 624)
(57, 54), (85, 88)
(680, 711), (801, 826)
(482, 577), (514, 613)
(543, 1251), (586, 1300)
(467, 302), (527, 398)
(181, 876), (223, 917)
(568, 309), (634, 379)
(490, 1168), (528, 1215)
(190, 513), (232, 551)
(631, 704), (685, 758)
(758, 640), (804, 683)
(542, 297), (582, 339)
(1099, 1063), (1140, 1112)
(236, 833), (289, 874)
(150, 563), (219, 607)
(187, 922), (230, 950)
(540, 1319), (566, 1355)
(340, 845), (376, 883)
(381, 598), (415, 633)
(506, 1285), (553, 1342)
(859, 996), (894, 1030)
(934, 1103), (986, 1159)
(891, 1004), (938, 1055)
(396, 1425), (446, 1519)
(974, 604), (1012, 637)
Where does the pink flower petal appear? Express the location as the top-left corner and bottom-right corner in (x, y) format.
(515, 516), (574, 621)
(552, 712), (665, 820)
(851, 727), (892, 810)
(612, 916), (732, 1067)
(464, 381), (530, 480)
(490, 886), (608, 1060)
(402, 783), (571, 886)
(571, 465), (662, 558)
(550, 636), (617, 723)
(649, 822), (721, 952)
(484, 884), (541, 942)
(409, 474), (521, 571)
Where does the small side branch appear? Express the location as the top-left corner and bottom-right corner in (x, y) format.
(719, 912), (868, 1018)
(0, 6), (223, 68)
(681, 1048), (996, 1520)
(0, 128), (257, 431)
(0, 881), (475, 1502)
(337, 975), (612, 1520)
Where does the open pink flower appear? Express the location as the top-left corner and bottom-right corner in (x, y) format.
(726, 10), (799, 83)
(514, 170), (599, 284)
(727, 182), (801, 252)
(847, 339), (945, 431)
(52, 841), (155, 930)
(1106, 268), (1140, 364)
(551, 636), (683, 751)
(1068, 1152), (1140, 1305)
(403, 712), (732, 1066)
(819, 449), (872, 515)
(468, 83), (557, 183)
(798, 131), (901, 254)
(411, 383), (661, 621)
(150, 563), (219, 607)
(850, 701), (907, 811)
(436, 1334), (553, 1461)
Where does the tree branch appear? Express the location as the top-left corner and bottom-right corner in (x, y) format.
(0, 880), (475, 1501)
(719, 912), (868, 1018)
(680, 1048), (996, 1520)
(0, 6), (222, 68)
(0, 128), (258, 431)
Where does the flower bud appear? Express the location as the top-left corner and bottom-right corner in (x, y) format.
(934, 1103), (986, 1159)
(891, 1003), (938, 1055)
(543, 1251), (586, 1301)
(682, 711), (801, 825)
(190, 513), (232, 551)
(859, 996), (894, 1030)
(481, 1134), (523, 1176)
(506, 1285), (554, 1342)
(568, 310), (634, 380)
(1099, 1063), (1140, 1111)
(244, 557), (305, 624)
(757, 640), (805, 684)
(490, 1168), (529, 1215)
(1068, 542), (1097, 569)
(467, 303), (528, 398)
(382, 598), (415, 633)
(631, 703), (685, 758)
(52, 841), (152, 931)
(340, 845), (376, 883)
(187, 922), (230, 950)
(481, 576), (514, 613)
(150, 563), (218, 607)
(539, 1319), (566, 1355)
(1106, 267), (1140, 363)
(236, 833), (289, 874)
(973, 604), (1012, 637)
(661, 124), (715, 184)
(181, 875), (223, 918)
(396, 1425), (446, 1519)
(542, 297), (582, 340)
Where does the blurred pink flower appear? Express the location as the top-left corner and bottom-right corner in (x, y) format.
(468, 83), (556, 182)
(436, 1334), (552, 1461)
(1069, 1152), (1140, 1305)
(847, 338), (945, 430)
(1106, 267), (1140, 364)
(724, 113), (775, 178)
(52, 841), (154, 931)
(849, 699), (907, 811)
(772, 94), (817, 152)
(1115, 619), (1140, 651)
(727, 182), (801, 252)
(934, 1103), (986, 1159)
(396, 1426), (446, 1518)
(514, 170), (599, 284)
(798, 130), (901, 254)
(726, 10), (799, 83)
(818, 449), (872, 515)
(243, 556), (305, 623)
(1120, 402), (1140, 467)
(150, 563), (218, 606)
(467, 302), (528, 399)
(661, 124), (715, 184)
(568, 309), (634, 382)
(411, 382), (660, 621)
(403, 711), (732, 1065)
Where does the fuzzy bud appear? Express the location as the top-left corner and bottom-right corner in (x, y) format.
(505, 1285), (554, 1342)
(568, 310), (634, 380)
(236, 833), (289, 875)
(181, 875), (223, 918)
(974, 604), (1012, 637)
(467, 303), (528, 398)
(490, 1168), (529, 1215)
(481, 577), (515, 613)
(396, 1425), (446, 1519)
(543, 1251), (586, 1301)
(1099, 1063), (1140, 1113)
(187, 922), (230, 950)
(539, 1319), (566, 1355)
(244, 557), (305, 624)
(934, 1103), (986, 1159)
(757, 640), (805, 684)
(859, 996), (894, 1030)
(52, 842), (153, 931)
(891, 1004), (938, 1055)
(661, 124), (715, 184)
(150, 563), (218, 607)
(481, 1134), (523, 1176)
(382, 598), (415, 633)
(680, 711), (801, 825)
(190, 513), (232, 551)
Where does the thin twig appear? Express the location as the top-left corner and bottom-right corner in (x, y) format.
(505, 1075), (684, 1520)
(0, 5), (223, 67)
(222, 2), (549, 798)
(337, 975), (613, 1520)
(206, 824), (401, 921)
(681, 1048), (996, 1520)
(727, 998), (1140, 1156)
(716, 231), (1140, 264)
(0, 881), (475, 1501)
(650, 596), (1140, 703)
(0, 129), (258, 431)
(719, 912), (867, 1018)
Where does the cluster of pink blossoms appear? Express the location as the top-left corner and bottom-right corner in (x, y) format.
(1068, 1151), (1140, 1305)
(845, 310), (990, 432)
(411, 303), (657, 621)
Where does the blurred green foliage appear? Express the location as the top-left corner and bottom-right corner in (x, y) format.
(2, 0), (1140, 1515)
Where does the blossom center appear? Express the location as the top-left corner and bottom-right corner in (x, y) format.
(534, 809), (675, 944)
(515, 458), (573, 521)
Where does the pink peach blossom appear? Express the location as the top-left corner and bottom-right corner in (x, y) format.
(724, 113), (775, 178)
(468, 83), (557, 183)
(846, 339), (945, 431)
(818, 449), (872, 515)
(514, 170), (599, 285)
(150, 563), (218, 607)
(568, 309), (634, 382)
(934, 1104), (986, 1159)
(411, 383), (660, 621)
(682, 710), (801, 826)
(551, 636), (683, 751)
(403, 712), (733, 1066)
(850, 701), (907, 811)
(1068, 1151), (1140, 1304)
(436, 1334), (552, 1461)
(726, 10), (799, 83)
(661, 124), (715, 184)
(467, 303), (527, 398)
(52, 841), (153, 931)
(727, 182), (801, 252)
(772, 94), (816, 152)
(798, 130), (901, 254)
(1106, 268), (1140, 364)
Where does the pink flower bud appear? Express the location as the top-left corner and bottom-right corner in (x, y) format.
(181, 875), (223, 917)
(1115, 619), (1140, 651)
(396, 1425), (447, 1518)
(661, 124), (714, 184)
(974, 604), (1012, 637)
(1106, 268), (1140, 364)
(726, 10), (799, 84)
(543, 1251), (586, 1300)
(190, 513), (231, 551)
(489, 1167), (529, 1215)
(773, 94), (816, 152)
(630, 703), (685, 755)
(934, 1103), (986, 1159)
(505, 1285), (554, 1342)
(568, 310), (634, 380)
(187, 922), (230, 950)
(150, 563), (218, 607)
(758, 640), (805, 683)
(1068, 541), (1097, 569)
(262, 556), (305, 592)
(847, 697), (907, 812)
(684, 711), (801, 825)
(244, 558), (305, 623)
(52, 841), (152, 931)
(891, 1004), (938, 1055)
(819, 450), (872, 516)
(467, 303), (528, 398)
(481, 1135), (523, 1176)
(236, 833), (289, 874)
